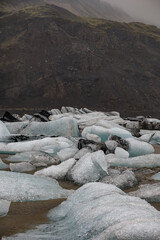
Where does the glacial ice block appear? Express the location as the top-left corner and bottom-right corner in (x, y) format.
(0, 137), (73, 153)
(127, 138), (154, 157)
(57, 147), (78, 162)
(101, 169), (138, 190)
(140, 131), (160, 144)
(9, 162), (36, 173)
(0, 171), (72, 202)
(6, 151), (41, 162)
(107, 154), (160, 168)
(151, 172), (160, 181)
(0, 200), (11, 217)
(82, 126), (132, 142)
(0, 158), (8, 170)
(68, 150), (108, 185)
(115, 147), (129, 158)
(5, 183), (160, 239)
(5, 122), (29, 134)
(19, 117), (80, 137)
(129, 183), (160, 202)
(34, 158), (76, 179)
(0, 120), (10, 136)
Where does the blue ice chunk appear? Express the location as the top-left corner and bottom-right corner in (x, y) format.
(151, 172), (160, 181)
(0, 171), (73, 202)
(0, 120), (10, 136)
(82, 126), (132, 142)
(127, 138), (154, 157)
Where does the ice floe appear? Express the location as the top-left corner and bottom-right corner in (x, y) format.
(0, 171), (72, 202)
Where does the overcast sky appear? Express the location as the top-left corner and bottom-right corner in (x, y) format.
(102, 0), (160, 27)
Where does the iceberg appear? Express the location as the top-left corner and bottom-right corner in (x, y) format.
(129, 183), (160, 202)
(68, 150), (108, 185)
(107, 154), (160, 168)
(0, 137), (73, 153)
(127, 138), (154, 157)
(0, 120), (10, 136)
(0, 158), (8, 170)
(0, 200), (11, 218)
(82, 126), (132, 142)
(0, 171), (72, 202)
(34, 158), (76, 179)
(5, 183), (160, 239)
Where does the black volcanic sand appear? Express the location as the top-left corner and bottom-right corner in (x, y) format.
(0, 146), (160, 237)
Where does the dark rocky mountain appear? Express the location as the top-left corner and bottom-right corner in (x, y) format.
(0, 0), (132, 22)
(0, 4), (160, 116)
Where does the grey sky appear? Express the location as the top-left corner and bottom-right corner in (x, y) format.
(102, 0), (160, 27)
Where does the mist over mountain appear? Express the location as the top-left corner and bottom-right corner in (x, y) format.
(103, 0), (160, 27)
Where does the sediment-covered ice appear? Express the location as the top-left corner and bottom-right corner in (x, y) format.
(0, 200), (11, 218)
(6, 151), (41, 162)
(29, 153), (57, 167)
(82, 126), (132, 142)
(68, 150), (108, 185)
(0, 137), (73, 153)
(0, 158), (8, 170)
(0, 120), (10, 136)
(127, 138), (154, 157)
(101, 169), (138, 190)
(35, 158), (76, 179)
(5, 183), (160, 239)
(0, 171), (72, 202)
(107, 154), (160, 168)
(9, 162), (36, 173)
(129, 182), (160, 202)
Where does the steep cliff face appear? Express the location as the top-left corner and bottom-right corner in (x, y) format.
(0, 5), (160, 115)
